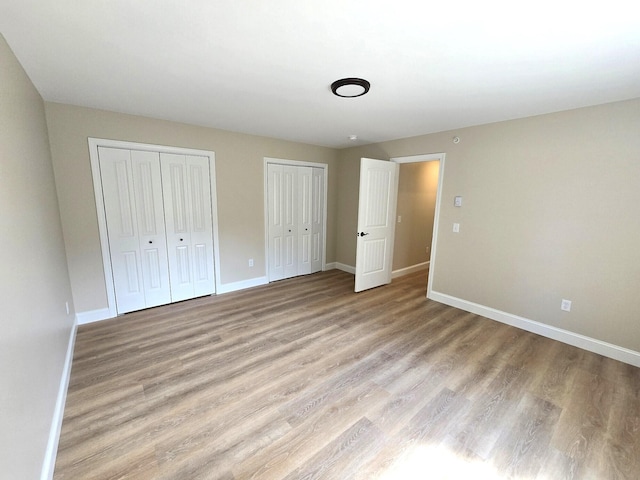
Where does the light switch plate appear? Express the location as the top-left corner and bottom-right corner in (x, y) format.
(454, 196), (463, 207)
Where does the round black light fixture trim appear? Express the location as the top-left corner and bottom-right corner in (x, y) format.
(331, 78), (370, 98)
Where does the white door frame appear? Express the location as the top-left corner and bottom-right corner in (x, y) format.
(263, 157), (328, 281)
(89, 137), (222, 318)
(390, 152), (446, 299)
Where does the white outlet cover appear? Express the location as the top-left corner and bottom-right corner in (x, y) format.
(561, 299), (572, 312)
(453, 223), (460, 233)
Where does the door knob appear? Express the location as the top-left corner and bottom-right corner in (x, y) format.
(148, 240), (153, 244)
(180, 238), (184, 241)
(359, 232), (369, 237)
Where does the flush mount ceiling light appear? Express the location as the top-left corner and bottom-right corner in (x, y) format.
(331, 78), (370, 98)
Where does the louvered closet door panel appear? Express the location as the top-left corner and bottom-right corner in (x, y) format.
(185, 155), (214, 297)
(98, 147), (145, 314)
(130, 150), (171, 308)
(267, 164), (285, 281)
(297, 166), (313, 275)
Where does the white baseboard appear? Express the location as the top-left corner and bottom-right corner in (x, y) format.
(76, 308), (112, 325)
(328, 262), (430, 279)
(76, 278), (272, 319)
(40, 322), (77, 480)
(392, 261), (430, 279)
(324, 262), (336, 271)
(217, 276), (269, 294)
(334, 263), (355, 275)
(428, 290), (640, 368)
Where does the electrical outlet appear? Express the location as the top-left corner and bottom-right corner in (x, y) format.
(248, 258), (254, 267)
(453, 223), (460, 233)
(561, 299), (572, 312)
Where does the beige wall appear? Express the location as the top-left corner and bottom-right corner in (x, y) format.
(393, 161), (439, 271)
(337, 98), (640, 353)
(45, 103), (339, 313)
(0, 35), (75, 478)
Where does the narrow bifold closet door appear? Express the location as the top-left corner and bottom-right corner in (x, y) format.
(267, 164), (297, 281)
(297, 166), (313, 275)
(99, 147), (171, 313)
(160, 153), (215, 302)
(267, 163), (323, 282)
(311, 168), (324, 273)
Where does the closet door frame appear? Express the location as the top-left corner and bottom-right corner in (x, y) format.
(89, 138), (221, 318)
(263, 157), (328, 282)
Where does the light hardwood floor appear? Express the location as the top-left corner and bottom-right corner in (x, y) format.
(54, 270), (640, 479)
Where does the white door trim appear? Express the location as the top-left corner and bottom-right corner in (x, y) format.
(391, 152), (444, 164)
(88, 137), (222, 319)
(263, 157), (328, 282)
(390, 152), (446, 299)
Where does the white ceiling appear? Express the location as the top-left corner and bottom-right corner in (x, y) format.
(2, 0), (639, 148)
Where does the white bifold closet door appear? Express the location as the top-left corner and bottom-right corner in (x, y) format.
(297, 166), (313, 276)
(268, 163), (323, 282)
(311, 168), (324, 274)
(160, 153), (215, 302)
(99, 147), (171, 313)
(99, 146), (214, 314)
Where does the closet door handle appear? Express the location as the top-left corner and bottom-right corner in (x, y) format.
(180, 238), (184, 241)
(148, 240), (153, 244)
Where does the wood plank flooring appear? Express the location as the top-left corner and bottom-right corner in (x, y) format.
(54, 270), (640, 479)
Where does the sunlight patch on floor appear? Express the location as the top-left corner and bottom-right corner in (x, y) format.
(377, 444), (512, 480)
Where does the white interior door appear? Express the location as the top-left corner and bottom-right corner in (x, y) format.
(130, 150), (171, 308)
(90, 138), (220, 319)
(160, 153), (215, 301)
(267, 164), (300, 281)
(267, 164), (285, 281)
(99, 147), (172, 313)
(267, 161), (326, 282)
(297, 166), (313, 275)
(282, 165), (298, 279)
(185, 155), (215, 297)
(311, 167), (324, 273)
(355, 158), (399, 292)
(99, 147), (145, 313)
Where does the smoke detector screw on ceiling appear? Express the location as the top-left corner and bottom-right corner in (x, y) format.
(331, 78), (370, 98)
